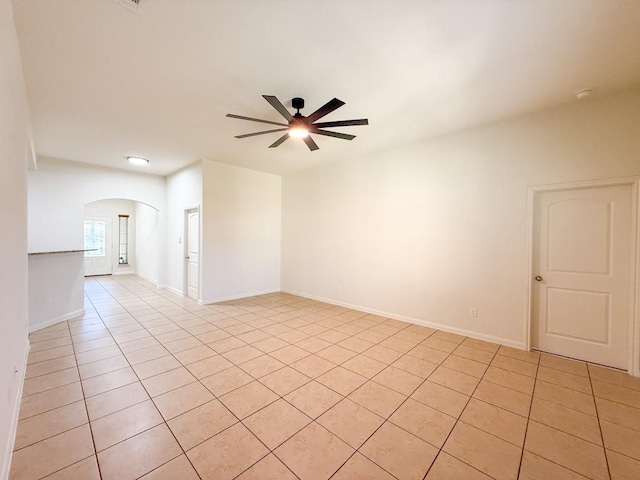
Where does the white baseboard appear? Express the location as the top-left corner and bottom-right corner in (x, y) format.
(136, 272), (159, 285)
(158, 284), (184, 297)
(281, 289), (525, 350)
(201, 288), (281, 305)
(1, 341), (30, 480)
(111, 270), (136, 276)
(28, 308), (85, 334)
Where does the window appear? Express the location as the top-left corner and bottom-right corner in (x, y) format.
(119, 215), (129, 264)
(84, 220), (106, 257)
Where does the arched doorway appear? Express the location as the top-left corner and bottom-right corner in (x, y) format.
(84, 198), (160, 282)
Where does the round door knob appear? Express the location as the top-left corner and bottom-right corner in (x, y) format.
(535, 276), (543, 281)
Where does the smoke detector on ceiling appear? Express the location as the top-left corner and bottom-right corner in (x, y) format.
(115, 0), (141, 13)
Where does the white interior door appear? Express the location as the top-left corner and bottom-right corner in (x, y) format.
(532, 184), (634, 369)
(84, 217), (112, 276)
(186, 209), (200, 300)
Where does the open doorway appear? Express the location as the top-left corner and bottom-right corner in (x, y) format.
(84, 199), (160, 282)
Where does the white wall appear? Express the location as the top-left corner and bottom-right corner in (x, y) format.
(282, 87), (640, 347)
(201, 160), (281, 303)
(0, 0), (31, 476)
(28, 253), (84, 332)
(135, 202), (160, 283)
(165, 162), (203, 295)
(85, 198), (137, 275)
(28, 158), (165, 253)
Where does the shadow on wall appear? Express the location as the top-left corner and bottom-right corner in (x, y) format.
(84, 198), (160, 283)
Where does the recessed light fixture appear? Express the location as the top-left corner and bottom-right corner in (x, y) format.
(126, 156), (150, 166)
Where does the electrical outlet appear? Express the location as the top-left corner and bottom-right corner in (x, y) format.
(469, 307), (477, 318)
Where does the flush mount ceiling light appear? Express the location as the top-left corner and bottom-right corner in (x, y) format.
(227, 95), (369, 151)
(115, 0), (141, 13)
(575, 89), (593, 100)
(126, 156), (150, 166)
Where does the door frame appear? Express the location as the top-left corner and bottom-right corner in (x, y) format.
(183, 206), (201, 301)
(524, 177), (640, 376)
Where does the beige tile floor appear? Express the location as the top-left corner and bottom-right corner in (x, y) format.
(10, 275), (640, 480)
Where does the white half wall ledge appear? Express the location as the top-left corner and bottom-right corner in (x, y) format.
(28, 308), (85, 334)
(1, 343), (30, 480)
(201, 289), (282, 306)
(28, 253), (85, 332)
(281, 289), (526, 351)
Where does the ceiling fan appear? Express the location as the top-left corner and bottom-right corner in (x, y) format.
(226, 95), (369, 151)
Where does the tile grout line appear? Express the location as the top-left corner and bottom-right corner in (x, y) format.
(419, 342), (503, 480)
(330, 336), (497, 479)
(88, 276), (203, 480)
(112, 278), (326, 480)
(83, 284), (174, 469)
(324, 333), (446, 480)
(14, 320), (93, 479)
(77, 291), (107, 480)
(128, 284), (425, 478)
(31, 284), (504, 479)
(518, 356), (617, 480)
(43, 311), (98, 478)
(18, 342), (556, 476)
(98, 278), (310, 476)
(220, 330), (435, 478)
(190, 323), (382, 478)
(588, 364), (613, 480)
(515, 349), (540, 479)
(20, 275), (640, 480)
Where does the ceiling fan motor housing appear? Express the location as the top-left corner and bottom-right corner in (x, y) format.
(290, 113), (307, 129)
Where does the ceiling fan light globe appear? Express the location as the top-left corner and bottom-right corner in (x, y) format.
(289, 127), (309, 138)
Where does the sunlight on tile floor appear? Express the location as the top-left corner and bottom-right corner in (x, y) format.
(10, 275), (640, 479)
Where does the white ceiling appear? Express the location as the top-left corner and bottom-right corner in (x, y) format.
(13, 0), (640, 176)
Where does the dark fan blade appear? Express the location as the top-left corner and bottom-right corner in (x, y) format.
(226, 114), (287, 127)
(313, 129), (356, 141)
(269, 133), (290, 148)
(303, 136), (319, 151)
(235, 128), (288, 139)
(312, 119), (369, 128)
(262, 95), (293, 121)
(306, 98), (345, 123)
